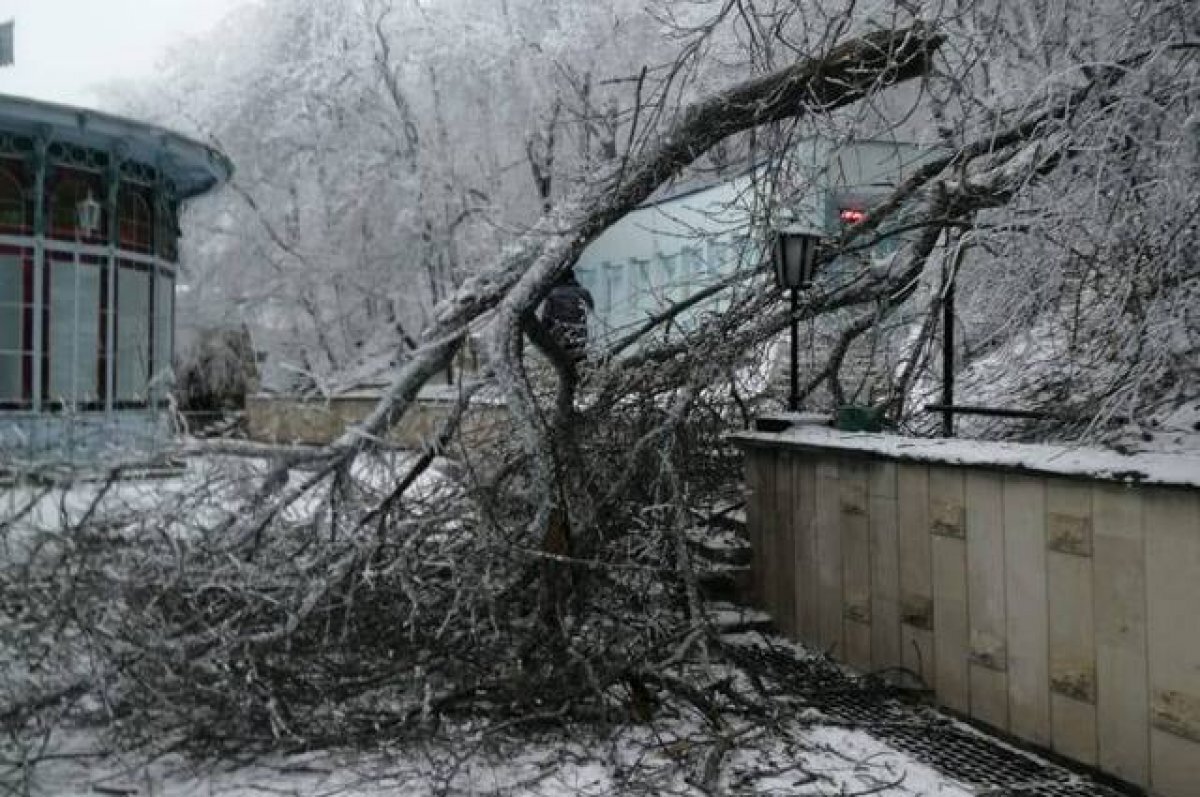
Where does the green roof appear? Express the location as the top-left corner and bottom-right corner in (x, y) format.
(0, 93), (232, 198)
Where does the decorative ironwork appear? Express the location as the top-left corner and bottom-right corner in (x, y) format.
(17, 140), (162, 189)
(46, 141), (110, 172)
(0, 132), (34, 157)
(120, 159), (159, 186)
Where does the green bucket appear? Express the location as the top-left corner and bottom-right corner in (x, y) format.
(835, 405), (886, 433)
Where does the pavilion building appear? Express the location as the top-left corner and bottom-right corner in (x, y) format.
(0, 93), (231, 465)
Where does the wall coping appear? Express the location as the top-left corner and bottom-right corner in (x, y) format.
(730, 420), (1200, 489)
(248, 382), (506, 406)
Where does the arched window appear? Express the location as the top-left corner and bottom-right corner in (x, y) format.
(119, 190), (153, 252)
(0, 164), (25, 232)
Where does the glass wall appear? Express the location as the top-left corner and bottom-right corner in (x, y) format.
(47, 255), (102, 406)
(0, 252), (26, 405)
(0, 156), (180, 414)
(153, 269), (174, 394)
(115, 263), (151, 403)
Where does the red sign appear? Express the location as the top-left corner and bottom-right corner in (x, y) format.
(839, 207), (867, 225)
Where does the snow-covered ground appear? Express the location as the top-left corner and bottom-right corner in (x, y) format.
(0, 449), (453, 546)
(9, 717), (973, 797)
(0, 453), (1119, 797)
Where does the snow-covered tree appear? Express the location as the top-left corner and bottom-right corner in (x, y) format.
(4, 0), (1197, 774)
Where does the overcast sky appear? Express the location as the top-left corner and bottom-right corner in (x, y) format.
(0, 0), (249, 108)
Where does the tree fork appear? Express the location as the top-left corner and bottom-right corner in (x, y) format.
(340, 23), (946, 453)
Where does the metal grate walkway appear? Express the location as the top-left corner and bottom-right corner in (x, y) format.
(720, 638), (1135, 797)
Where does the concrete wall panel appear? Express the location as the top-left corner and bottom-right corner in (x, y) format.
(794, 458), (819, 641)
(841, 458), (872, 671)
(897, 463), (934, 686)
(870, 491), (902, 672)
(815, 459), (844, 656)
(930, 467), (969, 713)
(737, 432), (1200, 791)
(1092, 482), (1149, 786)
(1144, 488), (1200, 796)
(933, 533), (970, 713)
(773, 454), (797, 637)
(1046, 480), (1098, 764)
(966, 471), (1008, 730)
(1003, 475), (1051, 746)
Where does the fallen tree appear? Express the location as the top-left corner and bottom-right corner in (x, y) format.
(0, 24), (947, 758)
(3, 2), (1197, 777)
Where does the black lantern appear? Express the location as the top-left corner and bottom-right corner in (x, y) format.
(772, 228), (821, 289)
(772, 227), (822, 412)
(76, 190), (102, 237)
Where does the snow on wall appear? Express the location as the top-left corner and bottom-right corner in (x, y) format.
(732, 420), (1200, 488)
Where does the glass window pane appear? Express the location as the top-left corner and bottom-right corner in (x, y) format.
(0, 353), (20, 401)
(603, 262), (621, 327)
(658, 253), (678, 301)
(48, 259), (74, 402)
(153, 272), (174, 392)
(77, 265), (101, 402)
(48, 259), (101, 404)
(633, 259), (652, 325)
(0, 254), (22, 353)
(116, 265), (150, 402)
(0, 253), (25, 403)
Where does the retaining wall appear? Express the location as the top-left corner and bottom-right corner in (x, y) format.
(246, 385), (508, 450)
(733, 421), (1200, 796)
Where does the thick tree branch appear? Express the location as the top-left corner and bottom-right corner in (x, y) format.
(340, 23), (945, 454)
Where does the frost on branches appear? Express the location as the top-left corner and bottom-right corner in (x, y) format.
(3, 0), (1198, 792)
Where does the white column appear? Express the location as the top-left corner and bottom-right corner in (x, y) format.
(105, 169), (119, 414)
(30, 139), (46, 413)
(31, 243), (43, 412)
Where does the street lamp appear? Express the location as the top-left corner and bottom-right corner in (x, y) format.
(772, 227), (822, 413)
(76, 190), (102, 238)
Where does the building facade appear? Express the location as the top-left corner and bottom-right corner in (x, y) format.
(0, 94), (231, 465)
(576, 138), (935, 346)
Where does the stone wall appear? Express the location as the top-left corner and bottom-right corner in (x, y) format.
(0, 410), (171, 467)
(245, 389), (509, 451)
(733, 422), (1200, 796)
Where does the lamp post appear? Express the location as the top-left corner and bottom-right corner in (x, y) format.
(76, 190), (102, 238)
(772, 228), (821, 413)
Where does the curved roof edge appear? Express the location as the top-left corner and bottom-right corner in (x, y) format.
(0, 93), (233, 199)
